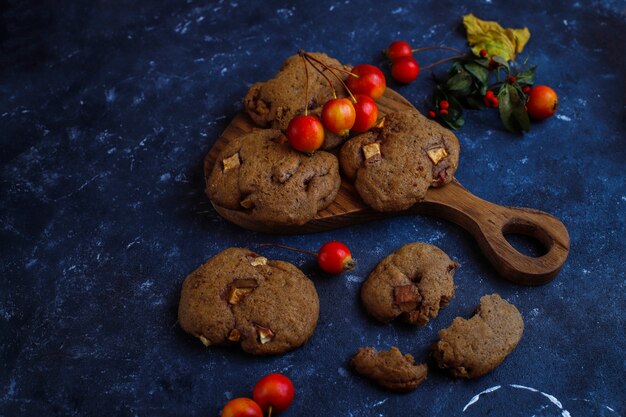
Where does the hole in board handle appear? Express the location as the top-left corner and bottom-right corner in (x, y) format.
(502, 218), (553, 258)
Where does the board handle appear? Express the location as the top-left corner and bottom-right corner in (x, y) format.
(421, 180), (570, 285)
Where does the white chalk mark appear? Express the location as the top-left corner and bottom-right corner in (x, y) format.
(464, 384), (572, 415)
(126, 236), (141, 249)
(556, 114), (572, 122)
(54, 174), (102, 201)
(372, 398), (388, 407)
(3, 378), (16, 400)
(105, 88), (116, 103)
(510, 384), (564, 409)
(345, 274), (363, 283)
(280, 364), (294, 372)
(463, 385), (501, 411)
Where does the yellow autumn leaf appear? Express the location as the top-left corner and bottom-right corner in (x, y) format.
(462, 14), (530, 61)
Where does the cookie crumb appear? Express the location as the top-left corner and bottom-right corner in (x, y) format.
(351, 346), (427, 392)
(198, 335), (211, 347)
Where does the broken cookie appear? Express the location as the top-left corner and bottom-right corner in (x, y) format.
(360, 242), (458, 326)
(206, 128), (341, 226)
(178, 248), (320, 355)
(433, 293), (524, 378)
(339, 110), (460, 211)
(351, 347), (428, 392)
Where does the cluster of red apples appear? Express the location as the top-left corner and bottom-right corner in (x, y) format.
(286, 52), (387, 154)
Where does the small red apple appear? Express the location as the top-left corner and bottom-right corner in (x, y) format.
(347, 64), (386, 100)
(286, 115), (324, 153)
(321, 98), (356, 136)
(352, 94), (378, 133)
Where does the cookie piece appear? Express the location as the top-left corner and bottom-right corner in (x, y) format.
(351, 347), (428, 392)
(178, 248), (320, 355)
(361, 242), (458, 326)
(433, 293), (524, 378)
(243, 52), (351, 149)
(339, 110), (460, 211)
(206, 128), (341, 226)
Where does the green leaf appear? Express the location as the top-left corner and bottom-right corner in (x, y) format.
(498, 84), (530, 133)
(447, 94), (463, 108)
(449, 60), (464, 74)
(440, 112), (465, 130)
(492, 55), (510, 71)
(464, 95), (485, 109)
(444, 71), (473, 96)
(474, 57), (491, 68)
(464, 61), (489, 86)
(516, 65), (537, 85)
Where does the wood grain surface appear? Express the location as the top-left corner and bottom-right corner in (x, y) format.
(204, 89), (570, 286)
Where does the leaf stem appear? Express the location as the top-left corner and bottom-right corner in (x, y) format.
(412, 45), (464, 54)
(422, 54), (467, 71)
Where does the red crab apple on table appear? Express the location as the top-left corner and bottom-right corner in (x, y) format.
(260, 241), (355, 275)
(221, 373), (295, 417)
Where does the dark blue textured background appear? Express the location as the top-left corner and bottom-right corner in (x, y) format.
(1, 1), (624, 416)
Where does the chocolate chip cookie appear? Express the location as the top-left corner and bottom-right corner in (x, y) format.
(433, 293), (524, 378)
(178, 248), (320, 355)
(206, 128), (341, 226)
(361, 242), (458, 326)
(351, 347), (428, 392)
(243, 52), (352, 149)
(339, 110), (460, 211)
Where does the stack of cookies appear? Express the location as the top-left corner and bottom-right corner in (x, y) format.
(205, 52), (460, 227)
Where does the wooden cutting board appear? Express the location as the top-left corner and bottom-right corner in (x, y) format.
(204, 88), (570, 286)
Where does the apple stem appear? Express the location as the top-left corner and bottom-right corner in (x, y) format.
(333, 72), (358, 104)
(422, 53), (467, 71)
(302, 52), (359, 79)
(300, 53), (309, 116)
(258, 243), (318, 258)
(327, 64), (359, 79)
(268, 405), (273, 417)
(301, 51), (358, 103)
(301, 52), (337, 99)
(412, 45), (464, 54)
